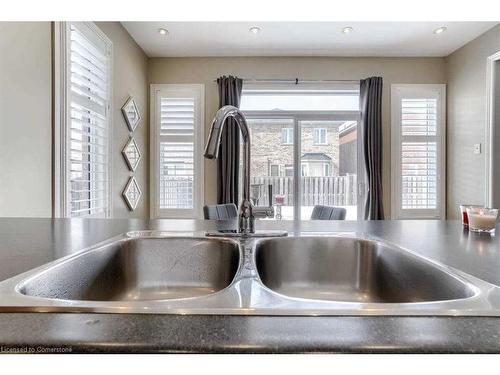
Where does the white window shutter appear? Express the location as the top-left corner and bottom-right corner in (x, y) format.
(151, 85), (204, 219)
(63, 22), (113, 217)
(391, 84), (446, 219)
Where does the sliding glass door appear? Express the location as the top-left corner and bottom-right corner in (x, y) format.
(245, 114), (362, 220)
(240, 82), (362, 220)
(299, 120), (359, 220)
(247, 118), (296, 219)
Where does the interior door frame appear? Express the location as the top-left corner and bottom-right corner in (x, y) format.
(485, 50), (500, 207)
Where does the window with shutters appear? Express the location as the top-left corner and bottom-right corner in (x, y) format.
(150, 84), (204, 218)
(54, 22), (113, 218)
(391, 84), (446, 219)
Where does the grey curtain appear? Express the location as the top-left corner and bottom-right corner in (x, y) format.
(360, 77), (385, 220)
(216, 75), (243, 204)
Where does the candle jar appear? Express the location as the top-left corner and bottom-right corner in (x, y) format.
(460, 204), (482, 227)
(274, 195), (285, 221)
(466, 207), (498, 234)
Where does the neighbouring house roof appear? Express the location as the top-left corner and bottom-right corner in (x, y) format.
(301, 152), (332, 161)
(339, 121), (357, 135)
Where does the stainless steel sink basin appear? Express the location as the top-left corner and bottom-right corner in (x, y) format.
(255, 237), (475, 303)
(19, 237), (240, 302)
(1, 231), (500, 316)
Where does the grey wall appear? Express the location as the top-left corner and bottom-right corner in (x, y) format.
(96, 22), (149, 218)
(0, 22), (149, 218)
(149, 56), (447, 214)
(0, 22), (52, 217)
(445, 24), (500, 218)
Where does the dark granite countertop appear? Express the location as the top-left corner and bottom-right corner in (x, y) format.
(0, 218), (500, 353)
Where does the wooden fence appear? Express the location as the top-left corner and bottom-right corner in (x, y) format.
(160, 174), (357, 208)
(251, 174), (357, 206)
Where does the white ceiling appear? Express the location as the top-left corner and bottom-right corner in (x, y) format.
(122, 22), (497, 58)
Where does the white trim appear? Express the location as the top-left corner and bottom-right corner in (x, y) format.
(53, 22), (113, 218)
(485, 50), (500, 207)
(150, 85), (156, 219)
(150, 84), (205, 219)
(293, 116), (300, 219)
(391, 84), (446, 220)
(281, 127), (293, 145)
(53, 22), (68, 218)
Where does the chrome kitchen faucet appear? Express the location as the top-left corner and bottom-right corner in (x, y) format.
(204, 105), (285, 237)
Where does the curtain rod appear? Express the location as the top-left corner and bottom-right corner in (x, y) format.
(212, 78), (360, 84)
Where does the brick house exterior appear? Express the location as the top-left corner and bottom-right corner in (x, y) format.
(248, 119), (341, 178)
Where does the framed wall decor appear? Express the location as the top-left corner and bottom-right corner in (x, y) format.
(122, 176), (142, 211)
(122, 137), (141, 172)
(121, 96), (141, 131)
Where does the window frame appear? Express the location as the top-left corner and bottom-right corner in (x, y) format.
(269, 164), (280, 177)
(391, 84), (446, 220)
(53, 22), (113, 218)
(284, 164), (294, 177)
(241, 82), (363, 220)
(150, 84), (205, 219)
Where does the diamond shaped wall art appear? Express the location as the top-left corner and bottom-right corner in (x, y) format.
(122, 137), (141, 172)
(121, 97), (141, 131)
(123, 176), (141, 211)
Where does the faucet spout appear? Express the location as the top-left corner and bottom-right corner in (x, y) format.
(204, 105), (253, 233)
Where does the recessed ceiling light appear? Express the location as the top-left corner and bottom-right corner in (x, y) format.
(434, 26), (447, 34)
(342, 27), (353, 34)
(249, 26), (261, 35)
(158, 28), (169, 36)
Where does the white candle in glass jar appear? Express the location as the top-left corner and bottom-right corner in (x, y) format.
(468, 213), (497, 231)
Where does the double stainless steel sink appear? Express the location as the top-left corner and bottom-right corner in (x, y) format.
(1, 231), (500, 315)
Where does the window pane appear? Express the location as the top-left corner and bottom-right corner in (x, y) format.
(300, 120), (358, 220)
(248, 118), (295, 219)
(270, 165), (279, 177)
(313, 128), (327, 144)
(281, 127), (293, 144)
(159, 142), (194, 209)
(401, 142), (437, 209)
(241, 89), (359, 111)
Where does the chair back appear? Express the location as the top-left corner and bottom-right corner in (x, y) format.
(203, 203), (238, 220)
(310, 205), (347, 220)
